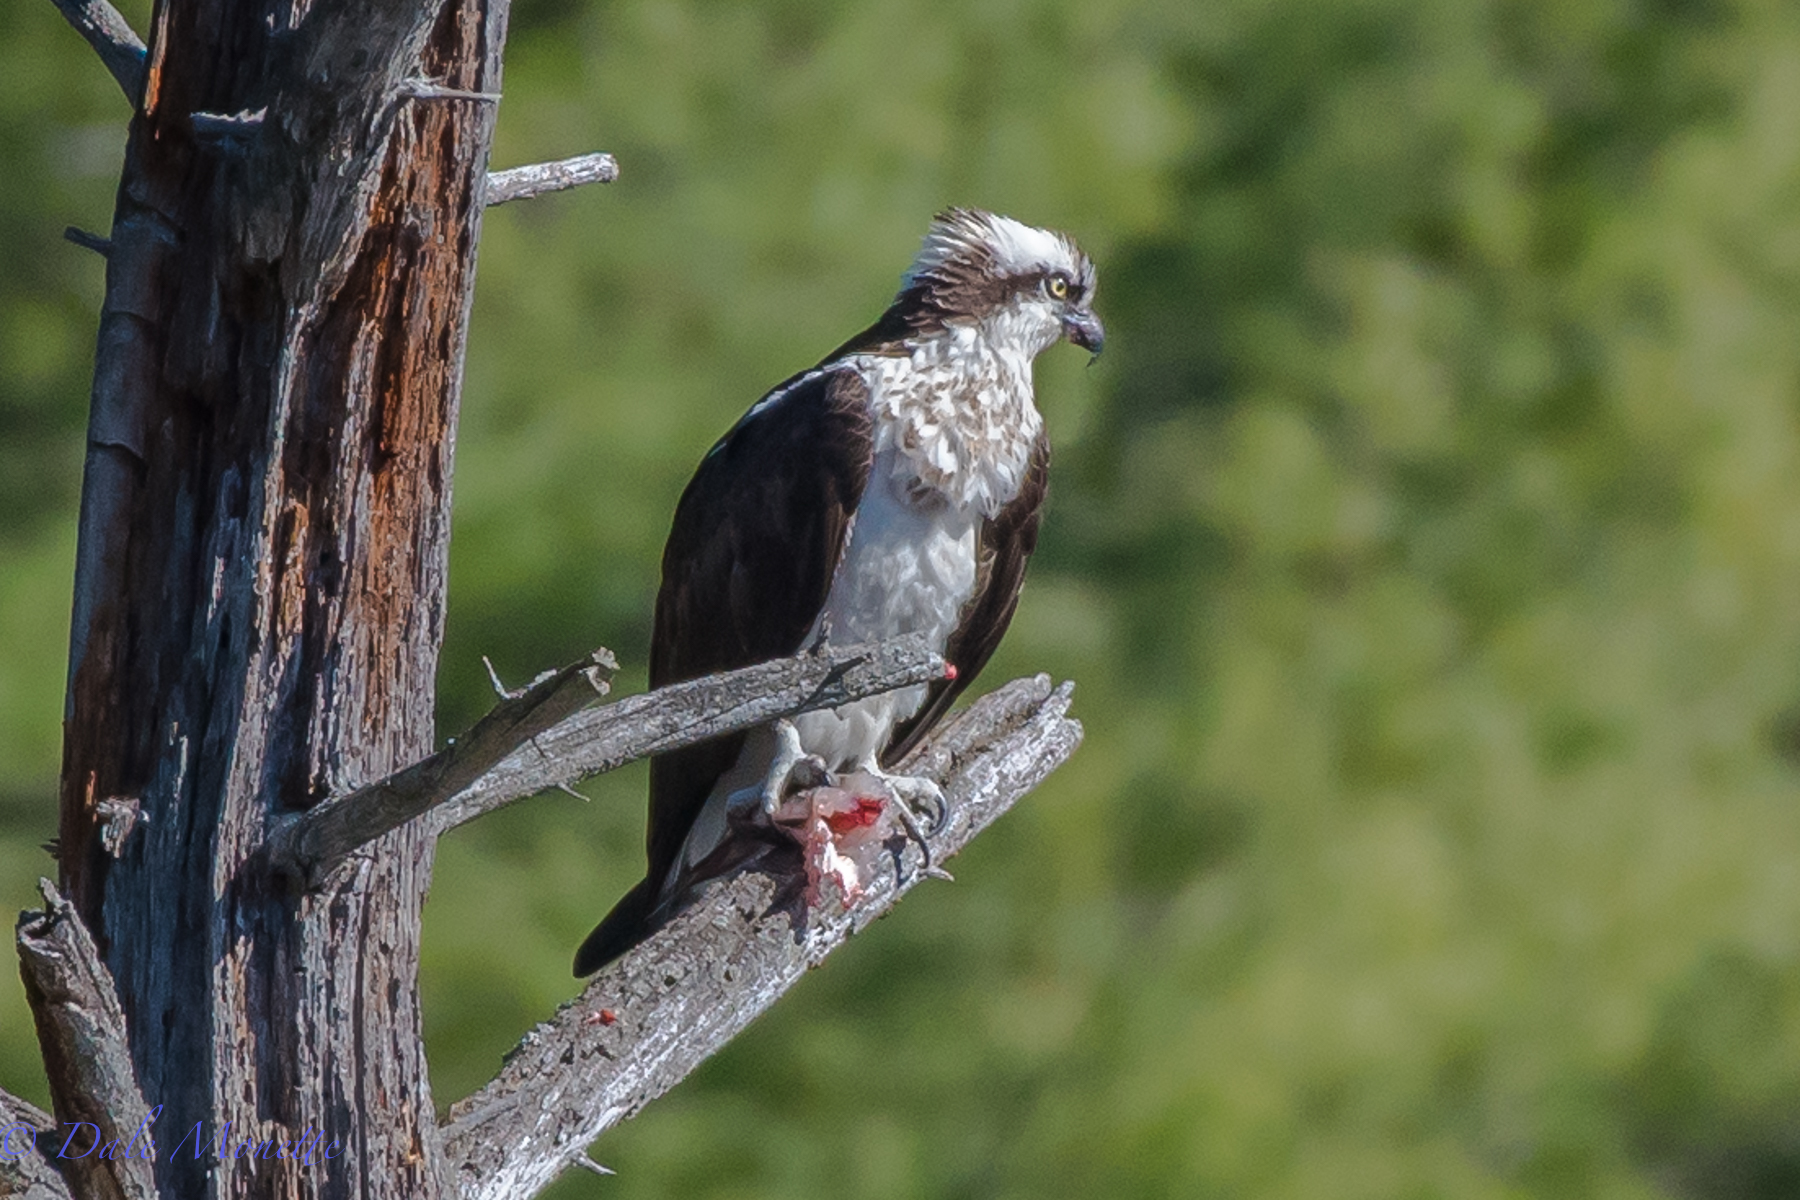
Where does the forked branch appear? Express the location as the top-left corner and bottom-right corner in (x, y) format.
(441, 676), (1081, 1200)
(269, 635), (946, 880)
(270, 649), (619, 881)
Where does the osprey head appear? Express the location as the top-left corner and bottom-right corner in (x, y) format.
(897, 208), (1104, 359)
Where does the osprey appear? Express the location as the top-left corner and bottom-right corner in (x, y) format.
(574, 209), (1102, 975)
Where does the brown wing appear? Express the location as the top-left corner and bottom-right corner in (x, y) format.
(644, 367), (874, 890)
(882, 431), (1049, 766)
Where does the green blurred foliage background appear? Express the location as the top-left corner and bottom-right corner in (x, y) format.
(9, 0), (1800, 1195)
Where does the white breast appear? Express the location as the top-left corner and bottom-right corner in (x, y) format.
(789, 334), (1040, 767)
(794, 448), (980, 768)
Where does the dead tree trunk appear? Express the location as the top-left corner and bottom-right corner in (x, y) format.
(51, 0), (511, 1194)
(12, 3), (1081, 1198)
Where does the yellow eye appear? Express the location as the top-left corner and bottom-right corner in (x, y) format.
(1047, 275), (1069, 299)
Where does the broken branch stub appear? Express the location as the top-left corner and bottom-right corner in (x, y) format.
(485, 152), (619, 205)
(16, 880), (157, 1200)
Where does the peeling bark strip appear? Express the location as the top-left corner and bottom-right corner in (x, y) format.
(442, 678), (1082, 1199)
(16, 881), (156, 1200)
(50, 0), (513, 1194)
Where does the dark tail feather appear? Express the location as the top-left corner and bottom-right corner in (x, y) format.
(573, 875), (662, 976)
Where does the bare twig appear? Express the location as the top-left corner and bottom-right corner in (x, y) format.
(0, 1087), (70, 1200)
(441, 676), (1081, 1200)
(48, 0), (146, 103)
(485, 153), (619, 205)
(269, 635), (945, 880)
(481, 655), (515, 699)
(16, 881), (157, 1200)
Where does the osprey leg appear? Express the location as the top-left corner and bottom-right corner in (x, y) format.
(726, 718), (832, 820)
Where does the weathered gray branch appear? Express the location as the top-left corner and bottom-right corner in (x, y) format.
(0, 1087), (70, 1200)
(16, 881), (156, 1200)
(48, 0), (146, 103)
(270, 635), (945, 879)
(441, 675), (1081, 1200)
(426, 635), (947, 831)
(485, 153), (619, 205)
(269, 649), (618, 881)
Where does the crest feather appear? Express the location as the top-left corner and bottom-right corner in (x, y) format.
(903, 208), (1081, 288)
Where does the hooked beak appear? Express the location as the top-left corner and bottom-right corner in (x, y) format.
(1062, 308), (1105, 357)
